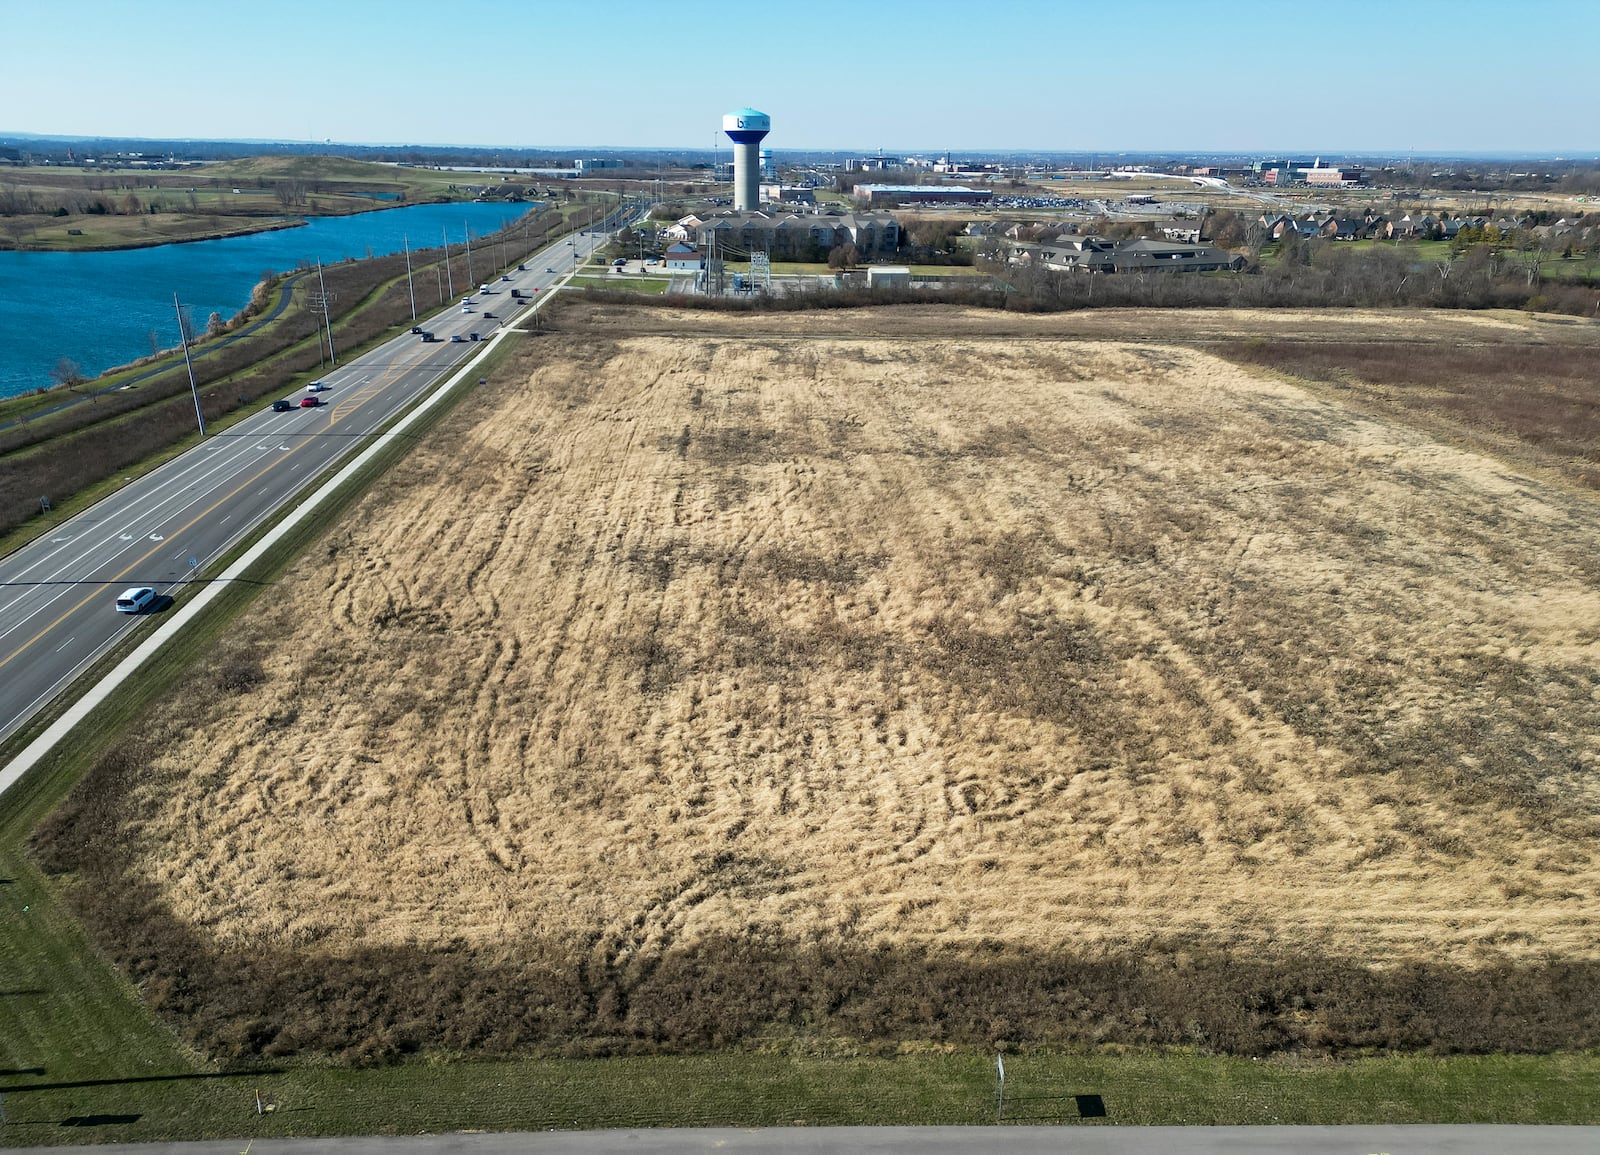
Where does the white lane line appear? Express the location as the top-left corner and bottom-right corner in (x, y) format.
(0, 435), (289, 647)
(1, 429), (283, 591)
(0, 322), (507, 795)
(55, 636), (74, 653)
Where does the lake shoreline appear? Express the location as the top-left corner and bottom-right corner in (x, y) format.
(0, 196), (505, 253)
(0, 200), (539, 400)
(15, 216), (309, 253)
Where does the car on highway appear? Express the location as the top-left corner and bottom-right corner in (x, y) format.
(546, 266), (555, 273)
(501, 274), (512, 281)
(306, 381), (328, 392)
(482, 311), (496, 319)
(451, 334), (466, 343)
(299, 395), (322, 408)
(469, 332), (481, 341)
(115, 587), (157, 614)
(271, 399), (294, 412)
(410, 326), (425, 335)
(419, 331), (437, 342)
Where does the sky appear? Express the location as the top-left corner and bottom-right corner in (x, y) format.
(2, 0), (1594, 157)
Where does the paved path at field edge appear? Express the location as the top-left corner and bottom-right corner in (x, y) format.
(3, 1125), (1596, 1154)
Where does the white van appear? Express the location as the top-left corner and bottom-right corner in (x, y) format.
(116, 587), (156, 614)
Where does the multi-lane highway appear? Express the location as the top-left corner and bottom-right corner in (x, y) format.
(0, 214), (624, 751)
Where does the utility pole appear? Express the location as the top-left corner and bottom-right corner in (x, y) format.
(403, 234), (417, 320)
(464, 221), (475, 287)
(173, 292), (206, 438)
(315, 259), (337, 366)
(442, 226), (454, 298)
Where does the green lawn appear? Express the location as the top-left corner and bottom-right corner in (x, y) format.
(569, 274), (669, 294)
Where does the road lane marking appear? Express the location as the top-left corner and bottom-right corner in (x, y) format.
(0, 227), (585, 714)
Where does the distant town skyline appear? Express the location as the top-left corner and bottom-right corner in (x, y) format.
(1, 0), (1594, 157)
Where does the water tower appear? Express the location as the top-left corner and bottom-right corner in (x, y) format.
(722, 107), (770, 211)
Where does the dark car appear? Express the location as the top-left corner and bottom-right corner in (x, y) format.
(271, 399), (294, 412)
(482, 311), (496, 319)
(420, 332), (437, 342)
(410, 326), (424, 334)
(299, 395), (321, 408)
(451, 334), (466, 343)
(469, 332), (481, 341)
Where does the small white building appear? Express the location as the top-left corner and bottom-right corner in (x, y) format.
(664, 243), (703, 272)
(866, 266), (912, 289)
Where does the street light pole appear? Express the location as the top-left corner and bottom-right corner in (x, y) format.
(316, 259), (337, 366)
(403, 234), (417, 320)
(442, 226), (454, 298)
(173, 292), (206, 438)
(464, 221), (475, 287)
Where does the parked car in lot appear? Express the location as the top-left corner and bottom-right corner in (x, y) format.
(612, 258), (627, 267)
(299, 395), (322, 407)
(271, 399), (294, 412)
(115, 586), (157, 614)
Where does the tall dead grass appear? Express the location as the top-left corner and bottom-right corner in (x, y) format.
(34, 321), (1600, 1060)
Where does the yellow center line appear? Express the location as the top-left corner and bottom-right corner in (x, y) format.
(329, 360), (408, 425)
(0, 382), (395, 675)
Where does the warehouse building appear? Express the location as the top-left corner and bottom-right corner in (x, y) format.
(853, 184), (993, 208)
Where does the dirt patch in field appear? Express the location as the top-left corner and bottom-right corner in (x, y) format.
(36, 311), (1600, 1059)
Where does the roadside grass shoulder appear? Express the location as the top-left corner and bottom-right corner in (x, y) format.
(0, 327), (521, 1135)
(0, 1048), (1595, 1143)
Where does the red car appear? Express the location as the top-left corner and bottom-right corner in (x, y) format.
(299, 395), (322, 408)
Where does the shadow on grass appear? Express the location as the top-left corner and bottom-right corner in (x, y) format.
(1, 1069), (284, 1095)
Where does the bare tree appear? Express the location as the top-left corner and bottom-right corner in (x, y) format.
(50, 356), (93, 400)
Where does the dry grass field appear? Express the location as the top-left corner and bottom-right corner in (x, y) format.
(35, 305), (1600, 1061)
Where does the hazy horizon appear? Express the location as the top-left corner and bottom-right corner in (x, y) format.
(0, 0), (1595, 156)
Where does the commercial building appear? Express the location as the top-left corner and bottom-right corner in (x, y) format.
(854, 184), (993, 208)
(1255, 159), (1366, 187)
(1013, 236), (1242, 273)
(759, 184), (817, 205)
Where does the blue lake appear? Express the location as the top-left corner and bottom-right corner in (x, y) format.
(0, 201), (533, 400)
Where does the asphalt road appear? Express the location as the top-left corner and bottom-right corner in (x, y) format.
(0, 218), (620, 752)
(2, 1126), (1596, 1155)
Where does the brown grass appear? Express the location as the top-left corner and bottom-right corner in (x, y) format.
(34, 307), (1600, 1060)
